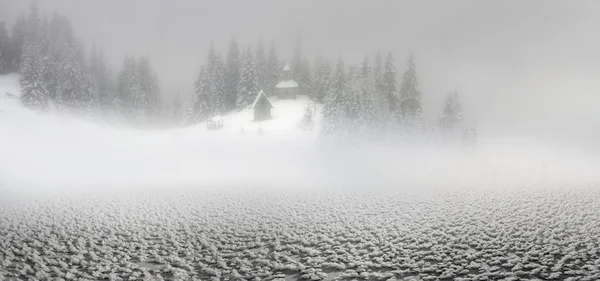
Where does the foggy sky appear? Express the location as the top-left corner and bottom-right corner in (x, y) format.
(1, 0), (600, 142)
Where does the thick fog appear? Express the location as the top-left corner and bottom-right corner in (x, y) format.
(3, 0), (600, 140)
(2, 0), (600, 196)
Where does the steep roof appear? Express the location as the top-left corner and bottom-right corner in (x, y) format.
(251, 90), (273, 109)
(275, 80), (299, 89)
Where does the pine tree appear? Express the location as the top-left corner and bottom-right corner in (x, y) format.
(255, 37), (268, 92)
(57, 43), (93, 110)
(224, 38), (241, 111)
(19, 35), (48, 109)
(439, 90), (463, 136)
(9, 16), (27, 72)
(373, 51), (382, 80)
(312, 57), (331, 103)
(0, 22), (9, 74)
(90, 46), (112, 111)
(208, 47), (226, 115)
(381, 53), (399, 118)
(265, 41), (280, 95)
(399, 55), (423, 122)
(193, 65), (212, 120)
(291, 37), (311, 92)
(360, 56), (371, 78)
(298, 101), (314, 131)
(193, 46), (227, 120)
(138, 56), (160, 119)
(321, 58), (348, 137)
(236, 48), (260, 110)
(118, 55), (144, 123)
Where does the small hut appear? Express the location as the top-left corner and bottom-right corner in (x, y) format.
(275, 65), (299, 99)
(252, 90), (273, 121)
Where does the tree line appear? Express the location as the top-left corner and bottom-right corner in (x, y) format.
(1, 2), (471, 141)
(189, 39), (468, 142)
(0, 3), (160, 126)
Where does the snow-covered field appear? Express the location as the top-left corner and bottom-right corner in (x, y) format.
(2, 188), (600, 280)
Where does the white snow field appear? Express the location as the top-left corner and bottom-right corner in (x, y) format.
(2, 189), (600, 280)
(2, 74), (600, 280)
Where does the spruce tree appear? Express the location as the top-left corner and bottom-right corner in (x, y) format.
(19, 35), (48, 109)
(118, 55), (144, 123)
(290, 37), (311, 92)
(381, 53), (399, 118)
(255, 38), (268, 92)
(321, 58), (348, 137)
(193, 65), (212, 120)
(224, 38), (241, 111)
(312, 57), (331, 103)
(0, 22), (9, 74)
(9, 16), (27, 72)
(236, 48), (260, 110)
(57, 44), (92, 110)
(373, 51), (382, 80)
(439, 90), (463, 136)
(298, 101), (315, 131)
(207, 47), (226, 115)
(138, 56), (160, 119)
(399, 55), (423, 125)
(361, 56), (371, 78)
(266, 41), (280, 95)
(90, 46), (112, 111)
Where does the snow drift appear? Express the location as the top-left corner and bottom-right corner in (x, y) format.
(1, 74), (599, 196)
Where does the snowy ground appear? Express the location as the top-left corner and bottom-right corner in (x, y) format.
(2, 188), (600, 280)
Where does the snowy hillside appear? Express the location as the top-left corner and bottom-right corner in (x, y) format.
(179, 95), (321, 141)
(2, 73), (600, 193)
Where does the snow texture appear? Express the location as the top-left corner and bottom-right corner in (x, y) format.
(2, 188), (600, 280)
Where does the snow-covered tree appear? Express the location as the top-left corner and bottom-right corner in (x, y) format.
(381, 53), (399, 119)
(193, 66), (212, 120)
(399, 55), (423, 125)
(312, 57), (331, 103)
(373, 51), (382, 81)
(291, 37), (311, 92)
(265, 41), (280, 95)
(321, 58), (348, 137)
(360, 56), (371, 79)
(19, 36), (48, 109)
(224, 38), (241, 111)
(236, 48), (260, 110)
(138, 56), (160, 119)
(439, 90), (463, 137)
(298, 101), (315, 131)
(9, 16), (27, 72)
(255, 38), (268, 93)
(89, 45), (114, 112)
(193, 46), (226, 120)
(118, 55), (145, 123)
(0, 22), (9, 74)
(57, 43), (96, 112)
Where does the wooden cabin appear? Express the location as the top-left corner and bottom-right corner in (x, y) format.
(275, 65), (299, 100)
(252, 90), (273, 121)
